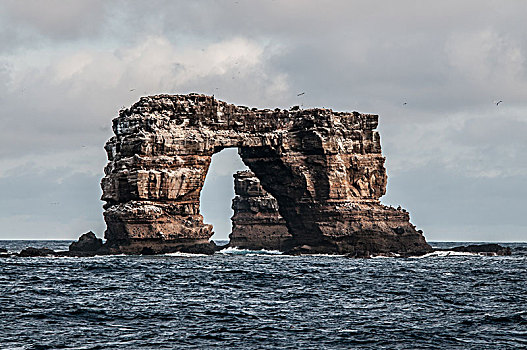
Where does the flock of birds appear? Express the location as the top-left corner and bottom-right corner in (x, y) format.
(298, 94), (503, 108)
(126, 88), (505, 108)
(402, 100), (502, 106)
(46, 90), (503, 207)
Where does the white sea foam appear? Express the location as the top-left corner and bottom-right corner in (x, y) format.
(413, 251), (482, 258)
(305, 254), (346, 257)
(218, 246), (283, 255)
(371, 253), (401, 259)
(163, 252), (209, 257)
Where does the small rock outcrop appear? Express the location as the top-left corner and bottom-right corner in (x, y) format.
(18, 247), (55, 257)
(449, 244), (512, 256)
(100, 93), (432, 255)
(69, 231), (103, 253)
(230, 170), (292, 250)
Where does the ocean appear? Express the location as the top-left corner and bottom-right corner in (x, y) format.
(1, 241), (526, 349)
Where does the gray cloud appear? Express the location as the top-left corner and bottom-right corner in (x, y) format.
(0, 0), (526, 242)
(0, 0), (106, 43)
(0, 165), (105, 239)
(382, 168), (527, 241)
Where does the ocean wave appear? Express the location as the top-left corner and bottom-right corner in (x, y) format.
(370, 253), (401, 259)
(2, 241), (526, 349)
(163, 252), (209, 257)
(217, 246), (283, 256)
(304, 254), (346, 257)
(414, 251), (483, 258)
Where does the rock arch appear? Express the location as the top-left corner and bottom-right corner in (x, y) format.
(101, 94), (432, 255)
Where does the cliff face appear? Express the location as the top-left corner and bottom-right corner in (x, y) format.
(230, 171), (292, 250)
(101, 93), (432, 255)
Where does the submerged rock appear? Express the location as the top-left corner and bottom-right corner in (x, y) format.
(99, 239), (217, 256)
(179, 242), (217, 255)
(449, 244), (512, 256)
(0, 247), (12, 258)
(346, 250), (372, 259)
(285, 245), (313, 255)
(18, 247), (55, 257)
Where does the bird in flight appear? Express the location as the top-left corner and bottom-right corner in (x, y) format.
(495, 100), (503, 106)
(297, 92), (305, 96)
(129, 89), (136, 92)
(403, 102), (407, 106)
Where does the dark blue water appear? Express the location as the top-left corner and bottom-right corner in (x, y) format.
(1, 241), (526, 349)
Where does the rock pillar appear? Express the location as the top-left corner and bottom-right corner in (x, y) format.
(230, 171), (292, 250)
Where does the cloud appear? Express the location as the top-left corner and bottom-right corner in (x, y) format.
(379, 106), (527, 181)
(0, 35), (287, 161)
(0, 0), (106, 43)
(0, 165), (105, 239)
(445, 29), (527, 103)
(382, 167), (527, 242)
(1, 1), (526, 241)
(0, 32), (286, 239)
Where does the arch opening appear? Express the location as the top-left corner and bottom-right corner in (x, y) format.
(200, 146), (296, 250)
(200, 148), (248, 243)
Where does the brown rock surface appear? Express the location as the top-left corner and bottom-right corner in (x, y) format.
(101, 93), (432, 255)
(230, 170), (292, 250)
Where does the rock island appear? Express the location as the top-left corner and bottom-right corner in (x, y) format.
(99, 93), (432, 256)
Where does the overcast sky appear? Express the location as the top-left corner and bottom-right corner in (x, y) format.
(0, 0), (526, 242)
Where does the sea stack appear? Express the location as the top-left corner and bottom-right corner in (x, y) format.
(230, 170), (292, 250)
(100, 94), (432, 255)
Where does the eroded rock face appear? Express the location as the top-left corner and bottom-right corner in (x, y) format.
(101, 93), (432, 255)
(230, 170), (292, 250)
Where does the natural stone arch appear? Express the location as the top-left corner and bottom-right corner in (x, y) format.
(101, 93), (432, 255)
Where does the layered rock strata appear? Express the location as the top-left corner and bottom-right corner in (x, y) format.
(230, 171), (292, 250)
(101, 93), (432, 255)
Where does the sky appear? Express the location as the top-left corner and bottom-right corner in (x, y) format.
(0, 0), (526, 242)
